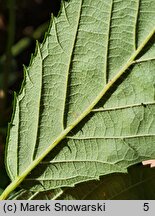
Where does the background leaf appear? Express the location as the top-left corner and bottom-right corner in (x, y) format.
(9, 164), (155, 200)
(5, 0), (155, 196)
(0, 188), (4, 195)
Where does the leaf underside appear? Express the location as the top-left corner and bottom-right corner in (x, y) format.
(9, 165), (155, 200)
(6, 0), (155, 194)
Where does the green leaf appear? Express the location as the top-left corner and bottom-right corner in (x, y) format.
(2, 0), (155, 199)
(0, 188), (4, 195)
(9, 165), (155, 200)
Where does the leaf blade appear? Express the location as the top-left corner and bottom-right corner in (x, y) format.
(4, 0), (155, 198)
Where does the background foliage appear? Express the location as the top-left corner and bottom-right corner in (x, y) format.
(0, 0), (61, 194)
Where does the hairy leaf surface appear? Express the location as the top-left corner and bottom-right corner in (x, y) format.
(6, 0), (155, 193)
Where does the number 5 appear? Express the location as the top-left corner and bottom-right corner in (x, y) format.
(143, 203), (149, 211)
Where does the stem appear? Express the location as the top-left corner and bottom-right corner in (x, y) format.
(11, 21), (49, 57)
(0, 27), (154, 200)
(0, 21), (49, 62)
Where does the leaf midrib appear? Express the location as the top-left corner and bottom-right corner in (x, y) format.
(0, 26), (154, 200)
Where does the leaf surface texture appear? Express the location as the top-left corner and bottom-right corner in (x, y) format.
(6, 0), (155, 192)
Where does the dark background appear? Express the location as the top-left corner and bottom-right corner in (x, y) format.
(1, 0), (155, 200)
(0, 0), (62, 190)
